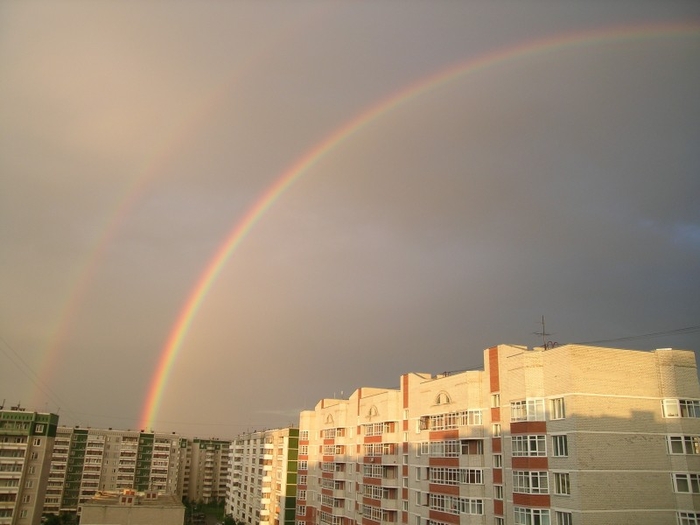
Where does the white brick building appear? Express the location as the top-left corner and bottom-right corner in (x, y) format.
(296, 344), (700, 525)
(227, 428), (299, 525)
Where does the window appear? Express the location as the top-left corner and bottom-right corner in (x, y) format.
(495, 519), (505, 525)
(296, 506), (306, 516)
(550, 398), (565, 420)
(22, 495), (31, 503)
(678, 512), (700, 525)
(415, 490), (425, 505)
(494, 485), (503, 500)
(668, 436), (700, 455)
(514, 507), (549, 525)
(363, 421), (396, 436)
(491, 394), (500, 408)
(35, 424), (44, 433)
(663, 399), (700, 418)
(428, 467), (483, 485)
(552, 435), (568, 457)
(299, 445), (308, 455)
(492, 423), (501, 437)
(25, 480), (33, 488)
(673, 473), (700, 493)
(513, 471), (549, 494)
(298, 490), (306, 501)
(553, 472), (570, 495)
(422, 410), (482, 431)
(298, 461), (308, 471)
(29, 452), (38, 460)
(299, 430), (309, 440)
(436, 392), (451, 405)
(512, 435), (546, 457)
(493, 454), (502, 468)
(554, 511), (572, 525)
(428, 440), (460, 458)
(298, 475), (307, 485)
(428, 494), (483, 515)
(511, 399), (545, 422)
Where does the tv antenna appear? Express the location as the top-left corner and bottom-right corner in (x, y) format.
(534, 315), (552, 347)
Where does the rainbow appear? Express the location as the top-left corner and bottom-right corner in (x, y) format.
(30, 6), (331, 411)
(28, 89), (230, 410)
(139, 22), (700, 430)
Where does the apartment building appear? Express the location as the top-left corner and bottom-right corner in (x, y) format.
(0, 408), (59, 525)
(226, 428), (299, 525)
(44, 427), (185, 517)
(296, 344), (700, 525)
(185, 438), (231, 505)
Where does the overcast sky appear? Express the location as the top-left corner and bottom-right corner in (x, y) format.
(1, 1), (699, 438)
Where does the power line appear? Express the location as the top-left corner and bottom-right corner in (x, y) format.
(575, 325), (700, 346)
(0, 335), (77, 420)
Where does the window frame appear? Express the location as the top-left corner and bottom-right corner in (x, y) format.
(513, 470), (549, 494)
(678, 512), (700, 525)
(553, 472), (570, 495)
(552, 435), (569, 458)
(554, 511), (572, 525)
(668, 436), (700, 455)
(664, 399), (700, 418)
(512, 435), (547, 457)
(673, 473), (700, 493)
(514, 507), (550, 525)
(511, 398), (546, 422)
(550, 398), (566, 420)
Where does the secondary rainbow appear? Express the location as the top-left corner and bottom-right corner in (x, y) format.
(139, 22), (700, 430)
(29, 7), (329, 411)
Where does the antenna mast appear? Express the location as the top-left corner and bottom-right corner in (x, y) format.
(534, 315), (551, 347)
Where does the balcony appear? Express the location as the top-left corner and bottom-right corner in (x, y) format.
(0, 443), (27, 451)
(380, 498), (400, 511)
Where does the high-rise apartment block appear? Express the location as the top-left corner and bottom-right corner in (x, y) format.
(226, 428), (299, 525)
(296, 344), (700, 525)
(0, 408), (59, 525)
(184, 438), (231, 505)
(44, 427), (185, 516)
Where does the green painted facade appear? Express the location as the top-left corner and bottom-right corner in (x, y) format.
(61, 429), (87, 508)
(283, 428), (299, 525)
(135, 432), (154, 491)
(0, 410), (58, 437)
